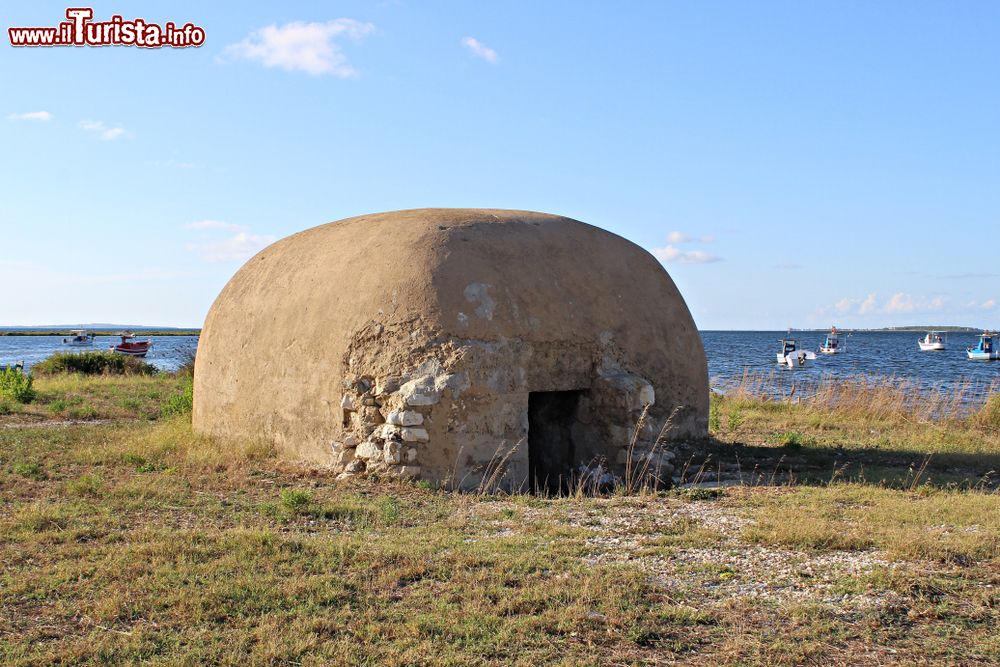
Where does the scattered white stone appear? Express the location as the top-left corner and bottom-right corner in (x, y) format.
(355, 440), (381, 460)
(344, 459), (364, 473)
(384, 442), (402, 464)
(387, 410), (423, 426)
(406, 447), (418, 462)
(400, 427), (429, 442)
(374, 423), (401, 440)
(340, 394), (356, 410)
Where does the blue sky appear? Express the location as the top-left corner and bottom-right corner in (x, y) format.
(1, 1), (997, 329)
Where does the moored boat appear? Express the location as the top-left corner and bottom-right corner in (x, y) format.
(777, 337), (816, 368)
(62, 330), (96, 346)
(110, 332), (153, 357)
(819, 326), (846, 354)
(918, 331), (946, 351)
(967, 332), (999, 361)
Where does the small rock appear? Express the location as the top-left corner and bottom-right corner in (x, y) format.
(400, 427), (429, 442)
(406, 447), (418, 462)
(387, 410), (423, 426)
(355, 440), (381, 460)
(333, 448), (355, 467)
(376, 376), (401, 395)
(343, 435), (358, 448)
(383, 441), (402, 464)
(340, 394), (356, 411)
(344, 459), (365, 473)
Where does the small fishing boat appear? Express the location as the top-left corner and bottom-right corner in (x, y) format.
(967, 332), (999, 361)
(777, 337), (816, 368)
(62, 330), (96, 346)
(110, 332), (153, 357)
(819, 326), (846, 354)
(918, 331), (946, 351)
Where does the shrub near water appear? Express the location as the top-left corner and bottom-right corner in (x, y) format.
(0, 367), (35, 403)
(32, 351), (157, 376)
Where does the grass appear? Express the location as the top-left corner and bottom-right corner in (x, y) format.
(0, 374), (998, 664)
(1, 372), (189, 422)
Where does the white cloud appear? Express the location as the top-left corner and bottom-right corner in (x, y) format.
(8, 111), (52, 121)
(981, 299), (997, 310)
(822, 292), (945, 317)
(884, 292), (915, 314)
(224, 19), (374, 76)
(834, 297), (857, 315)
(79, 119), (128, 140)
(666, 231), (714, 244)
(461, 37), (498, 63)
(651, 244), (720, 264)
(185, 220), (245, 232)
(186, 232), (276, 263)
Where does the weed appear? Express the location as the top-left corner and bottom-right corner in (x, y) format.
(378, 496), (401, 525)
(13, 461), (45, 480)
(727, 405), (744, 431)
(67, 404), (98, 420)
(279, 488), (312, 513)
(162, 375), (194, 417)
(66, 473), (103, 497)
(709, 392), (722, 432)
(0, 366), (35, 403)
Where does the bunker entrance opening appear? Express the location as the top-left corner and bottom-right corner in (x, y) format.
(528, 390), (587, 494)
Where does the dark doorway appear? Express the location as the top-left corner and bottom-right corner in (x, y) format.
(528, 390), (585, 494)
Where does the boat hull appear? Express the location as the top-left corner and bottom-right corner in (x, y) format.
(780, 352), (815, 368)
(967, 351), (1000, 361)
(918, 342), (945, 351)
(111, 342), (152, 358)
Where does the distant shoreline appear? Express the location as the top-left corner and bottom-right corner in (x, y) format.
(702, 326), (984, 333)
(0, 330), (200, 337)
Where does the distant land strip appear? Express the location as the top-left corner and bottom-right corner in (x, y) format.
(791, 326), (981, 333)
(0, 330), (200, 337)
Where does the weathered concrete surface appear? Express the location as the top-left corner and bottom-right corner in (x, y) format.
(193, 208), (708, 490)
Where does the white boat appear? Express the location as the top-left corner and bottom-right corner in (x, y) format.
(777, 337), (816, 368)
(918, 331), (946, 351)
(967, 332), (999, 361)
(62, 330), (96, 346)
(819, 326), (846, 354)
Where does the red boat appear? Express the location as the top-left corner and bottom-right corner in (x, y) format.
(110, 332), (153, 357)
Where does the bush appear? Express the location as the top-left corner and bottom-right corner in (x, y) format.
(0, 367), (35, 403)
(162, 376), (194, 417)
(32, 351), (157, 376)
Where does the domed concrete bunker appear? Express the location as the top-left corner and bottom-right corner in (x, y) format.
(193, 209), (708, 491)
